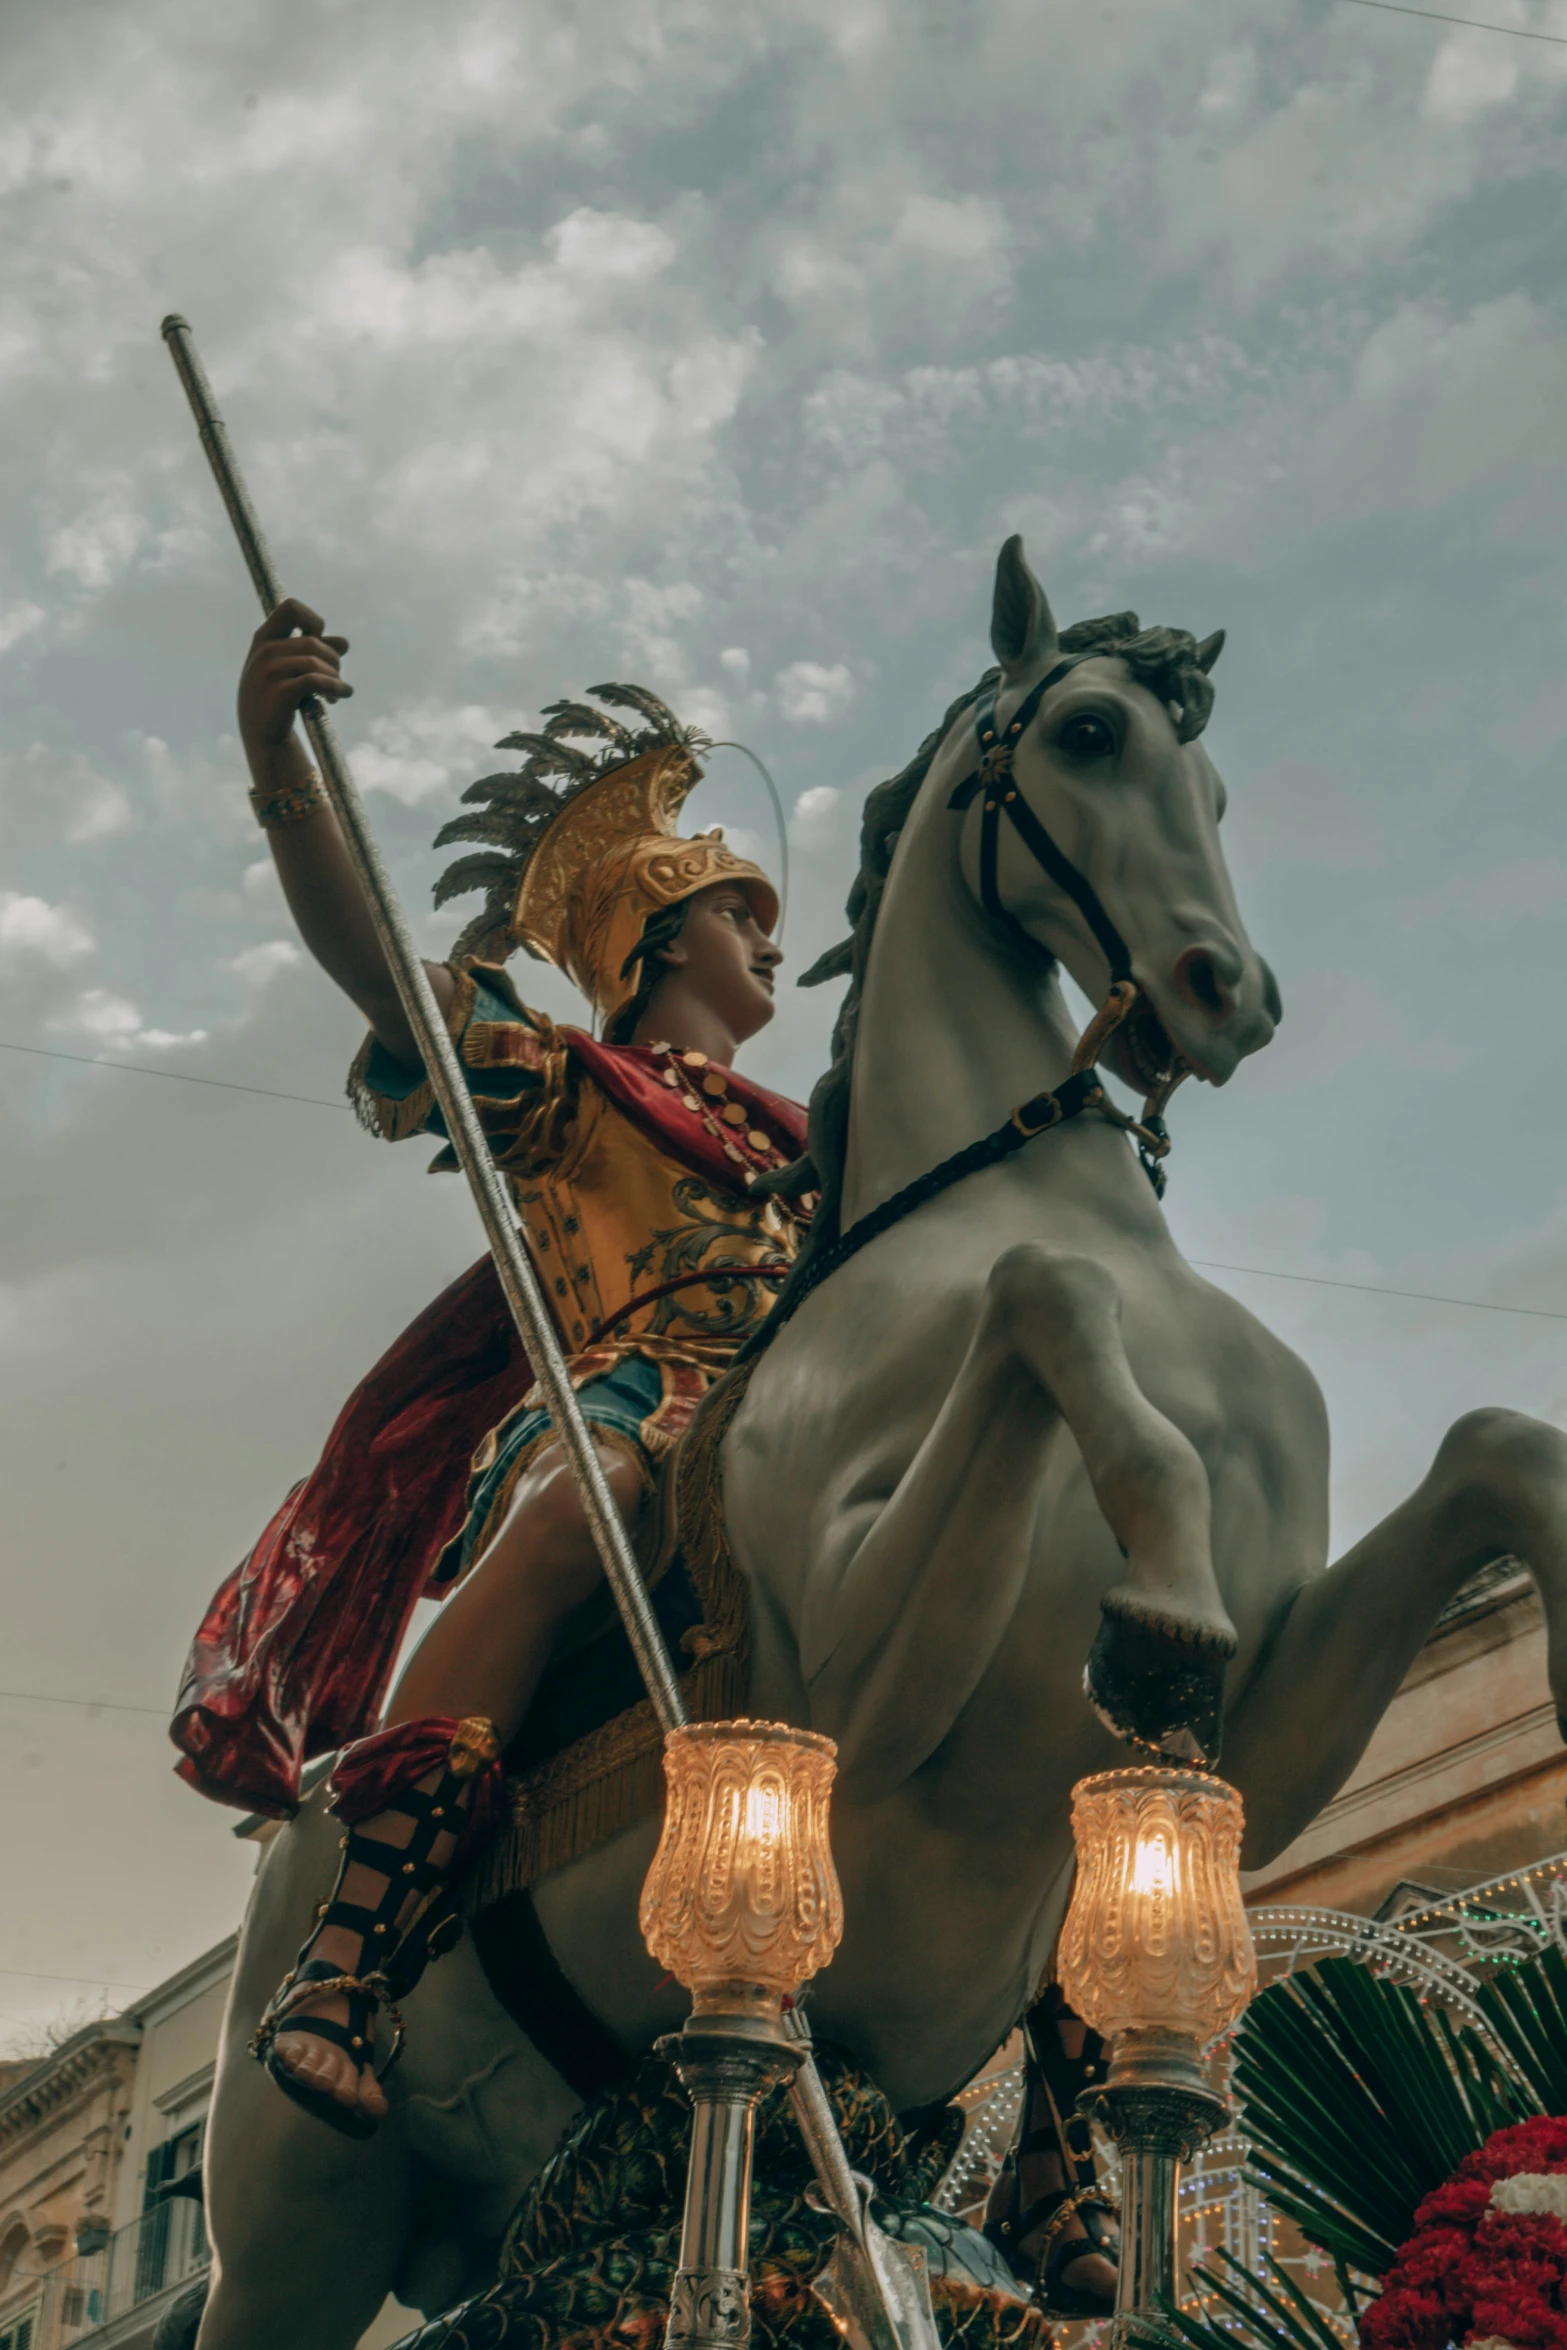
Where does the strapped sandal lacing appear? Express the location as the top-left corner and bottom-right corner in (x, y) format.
(252, 1717), (500, 2141)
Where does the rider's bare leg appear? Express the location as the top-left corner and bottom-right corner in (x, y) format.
(271, 1435), (639, 2120)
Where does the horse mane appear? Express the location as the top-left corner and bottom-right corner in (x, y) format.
(762, 611), (1219, 1265)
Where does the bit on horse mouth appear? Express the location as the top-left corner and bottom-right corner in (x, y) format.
(1122, 996), (1185, 1091)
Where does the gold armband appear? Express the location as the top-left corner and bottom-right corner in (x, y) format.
(250, 772), (326, 829)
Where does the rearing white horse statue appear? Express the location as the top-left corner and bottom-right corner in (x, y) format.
(194, 538), (1567, 2350)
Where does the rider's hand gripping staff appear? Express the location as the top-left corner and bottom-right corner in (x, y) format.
(161, 316), (935, 2350)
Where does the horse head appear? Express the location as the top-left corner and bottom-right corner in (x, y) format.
(970, 533), (1280, 1097)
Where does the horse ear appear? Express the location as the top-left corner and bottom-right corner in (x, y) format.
(990, 535), (1060, 678)
(1196, 629), (1225, 674)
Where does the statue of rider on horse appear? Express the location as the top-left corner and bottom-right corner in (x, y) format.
(170, 541), (1567, 2350)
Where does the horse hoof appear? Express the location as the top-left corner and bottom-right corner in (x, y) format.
(1083, 1597), (1234, 1765)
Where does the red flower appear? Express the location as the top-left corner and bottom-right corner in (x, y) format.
(1362, 2119), (1567, 2350)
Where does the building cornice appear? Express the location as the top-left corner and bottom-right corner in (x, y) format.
(0, 2025), (139, 2147)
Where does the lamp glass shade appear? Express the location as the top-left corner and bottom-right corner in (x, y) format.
(1057, 1766), (1256, 2044)
(640, 1719), (843, 2006)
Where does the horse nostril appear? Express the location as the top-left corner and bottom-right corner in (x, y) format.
(1175, 948), (1230, 1019)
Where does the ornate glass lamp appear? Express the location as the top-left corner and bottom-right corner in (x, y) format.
(642, 1719), (844, 2350)
(1058, 1766), (1256, 2338)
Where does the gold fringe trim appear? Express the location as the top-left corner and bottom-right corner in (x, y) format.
(473, 1647), (748, 1906)
(346, 964), (480, 1139)
(474, 1354), (762, 1905)
(344, 961), (581, 1167)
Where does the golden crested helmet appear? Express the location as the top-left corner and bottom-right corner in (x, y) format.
(432, 684), (778, 1031)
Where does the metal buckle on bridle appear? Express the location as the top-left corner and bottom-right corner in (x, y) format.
(1011, 1091), (1066, 1139)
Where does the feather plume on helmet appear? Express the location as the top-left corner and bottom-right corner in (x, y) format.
(432, 684), (779, 1029)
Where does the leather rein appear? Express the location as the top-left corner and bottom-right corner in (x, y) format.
(736, 665), (1184, 1367)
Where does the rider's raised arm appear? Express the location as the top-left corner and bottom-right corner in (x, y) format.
(236, 598), (454, 1067)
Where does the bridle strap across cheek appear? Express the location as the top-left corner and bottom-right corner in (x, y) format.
(949, 669), (1179, 1195)
(949, 670), (1134, 987)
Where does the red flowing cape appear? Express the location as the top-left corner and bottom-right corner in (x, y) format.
(170, 1034), (806, 1817)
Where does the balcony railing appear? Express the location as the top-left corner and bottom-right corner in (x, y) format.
(0, 2197), (208, 2349)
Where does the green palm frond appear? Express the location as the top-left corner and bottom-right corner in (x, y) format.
(1125, 2250), (1354, 2350)
(1233, 1956), (1536, 2277)
(1475, 1938), (1567, 2111)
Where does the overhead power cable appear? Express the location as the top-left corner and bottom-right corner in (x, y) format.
(1191, 1258), (1567, 1322)
(3, 1040), (1564, 1323)
(1332, 0), (1567, 43)
(0, 1035), (343, 1110)
(0, 1687), (168, 1718)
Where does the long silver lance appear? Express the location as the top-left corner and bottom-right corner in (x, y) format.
(160, 313), (685, 1734)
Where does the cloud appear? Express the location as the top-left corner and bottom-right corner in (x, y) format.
(43, 482), (144, 592)
(0, 600), (44, 654)
(351, 701), (506, 807)
(0, 745), (133, 851)
(0, 892), (93, 971)
(50, 986), (208, 1050)
(790, 785), (841, 849)
(775, 662), (854, 724)
(231, 939), (303, 984)
(1424, 33), (1521, 124)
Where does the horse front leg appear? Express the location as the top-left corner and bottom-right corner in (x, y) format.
(802, 1243), (1235, 1793)
(1225, 1407), (1567, 1867)
(988, 1245), (1239, 1763)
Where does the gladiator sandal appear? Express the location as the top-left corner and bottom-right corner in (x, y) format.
(984, 1984), (1121, 2316)
(252, 1714), (503, 2141)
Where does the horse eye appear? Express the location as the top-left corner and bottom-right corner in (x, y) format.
(1059, 712), (1115, 761)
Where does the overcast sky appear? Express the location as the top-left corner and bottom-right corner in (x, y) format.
(2, 0), (1566, 2049)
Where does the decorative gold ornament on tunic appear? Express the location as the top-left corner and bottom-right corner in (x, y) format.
(639, 1719), (843, 2018)
(512, 745), (778, 1025)
(1056, 1766), (1255, 2045)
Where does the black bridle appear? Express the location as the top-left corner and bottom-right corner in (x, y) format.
(948, 661), (1136, 991)
(734, 667), (1180, 1367)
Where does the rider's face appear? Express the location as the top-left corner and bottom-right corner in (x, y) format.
(658, 882), (781, 1046)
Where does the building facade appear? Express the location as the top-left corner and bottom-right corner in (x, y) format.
(1243, 1559), (1563, 1916)
(0, 1932), (412, 2350)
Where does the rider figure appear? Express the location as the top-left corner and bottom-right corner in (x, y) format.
(206, 600), (806, 2137)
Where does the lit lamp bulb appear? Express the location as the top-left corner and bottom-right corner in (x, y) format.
(1057, 1766), (1256, 2339)
(642, 1720), (844, 2350)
